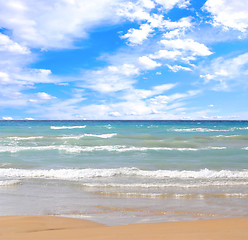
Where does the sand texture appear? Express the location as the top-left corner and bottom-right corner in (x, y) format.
(0, 216), (248, 240)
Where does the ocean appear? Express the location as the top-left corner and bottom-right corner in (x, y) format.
(0, 120), (247, 225)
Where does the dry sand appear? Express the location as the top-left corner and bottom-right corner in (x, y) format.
(0, 216), (248, 240)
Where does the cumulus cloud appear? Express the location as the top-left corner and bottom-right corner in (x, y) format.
(121, 24), (153, 45)
(0, 0), (123, 49)
(117, 1), (152, 21)
(2, 116), (13, 120)
(150, 49), (182, 60)
(0, 33), (30, 54)
(167, 64), (192, 72)
(160, 39), (212, 57)
(154, 0), (190, 10)
(139, 56), (161, 69)
(204, 0), (248, 32)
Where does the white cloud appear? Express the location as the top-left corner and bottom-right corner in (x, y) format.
(123, 83), (176, 101)
(163, 29), (181, 39)
(149, 90), (200, 105)
(117, 1), (152, 21)
(37, 92), (56, 100)
(139, 56), (161, 69)
(81, 66), (136, 93)
(141, 0), (155, 9)
(0, 72), (11, 84)
(150, 49), (182, 60)
(200, 52), (248, 89)
(163, 17), (192, 30)
(121, 24), (153, 45)
(200, 73), (215, 83)
(0, 0), (123, 49)
(0, 33), (30, 54)
(109, 111), (122, 117)
(167, 64), (192, 72)
(2, 116), (13, 120)
(154, 0), (190, 10)
(204, 0), (248, 32)
(160, 39), (213, 56)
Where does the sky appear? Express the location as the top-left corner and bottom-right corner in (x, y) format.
(0, 0), (248, 120)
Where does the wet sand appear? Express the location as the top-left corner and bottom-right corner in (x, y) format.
(0, 216), (248, 240)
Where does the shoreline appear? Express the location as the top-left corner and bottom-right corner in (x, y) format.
(1, 216), (248, 240)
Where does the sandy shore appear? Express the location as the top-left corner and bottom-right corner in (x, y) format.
(0, 216), (248, 240)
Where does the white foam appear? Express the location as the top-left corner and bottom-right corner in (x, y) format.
(170, 126), (248, 132)
(0, 145), (228, 153)
(7, 136), (44, 140)
(0, 180), (21, 186)
(59, 133), (117, 139)
(224, 193), (248, 198)
(80, 181), (248, 188)
(50, 126), (86, 129)
(0, 168), (248, 181)
(84, 133), (117, 138)
(234, 127), (248, 130)
(171, 128), (229, 132)
(242, 147), (248, 150)
(207, 147), (227, 150)
(0, 146), (59, 153)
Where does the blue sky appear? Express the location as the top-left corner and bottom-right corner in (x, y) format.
(0, 0), (248, 120)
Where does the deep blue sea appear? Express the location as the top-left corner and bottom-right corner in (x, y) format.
(0, 120), (247, 225)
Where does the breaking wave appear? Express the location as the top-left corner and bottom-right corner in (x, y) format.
(50, 126), (86, 129)
(0, 145), (227, 153)
(0, 167), (247, 180)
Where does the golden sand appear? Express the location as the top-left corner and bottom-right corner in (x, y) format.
(0, 216), (248, 240)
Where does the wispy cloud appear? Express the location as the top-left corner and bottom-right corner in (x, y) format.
(200, 52), (248, 90)
(0, 0), (123, 49)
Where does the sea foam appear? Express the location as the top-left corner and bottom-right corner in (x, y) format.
(0, 168), (248, 180)
(50, 126), (86, 129)
(0, 180), (21, 186)
(59, 133), (117, 139)
(0, 145), (227, 153)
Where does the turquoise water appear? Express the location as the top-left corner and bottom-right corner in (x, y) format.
(0, 120), (248, 225)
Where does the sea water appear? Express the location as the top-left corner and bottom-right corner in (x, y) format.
(0, 120), (247, 225)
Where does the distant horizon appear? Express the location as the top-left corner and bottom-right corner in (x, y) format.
(0, 119), (248, 122)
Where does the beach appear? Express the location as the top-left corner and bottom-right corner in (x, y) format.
(1, 216), (248, 240)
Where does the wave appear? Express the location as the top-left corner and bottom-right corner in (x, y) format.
(0, 180), (21, 186)
(170, 128), (230, 132)
(50, 126), (86, 129)
(104, 124), (112, 129)
(235, 127), (248, 130)
(80, 181), (248, 188)
(215, 135), (248, 140)
(0, 145), (227, 153)
(0, 168), (248, 180)
(7, 136), (44, 140)
(59, 133), (117, 139)
(169, 127), (248, 132)
(95, 192), (248, 199)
